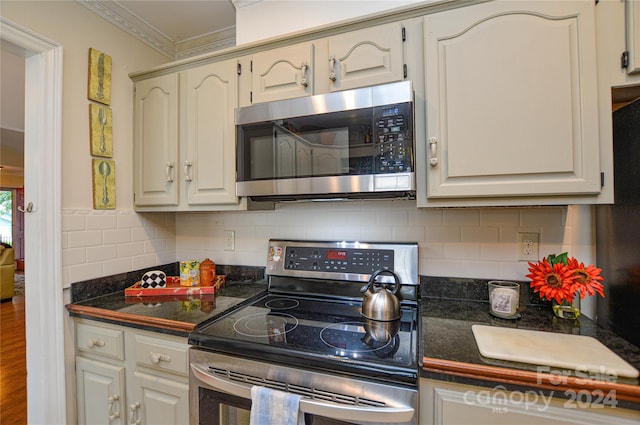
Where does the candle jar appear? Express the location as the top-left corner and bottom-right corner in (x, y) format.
(488, 281), (521, 319)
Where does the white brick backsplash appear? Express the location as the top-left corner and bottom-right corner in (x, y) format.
(131, 226), (156, 241)
(85, 214), (118, 230)
(67, 230), (103, 248)
(62, 210), (176, 286)
(117, 212), (144, 228)
(86, 245), (117, 263)
(461, 226), (500, 243)
(103, 258), (133, 276)
(103, 228), (132, 245)
(117, 242), (145, 258)
(62, 214), (85, 232)
(62, 248), (87, 266)
(172, 203), (579, 283)
(425, 226), (461, 243)
(62, 203), (586, 287)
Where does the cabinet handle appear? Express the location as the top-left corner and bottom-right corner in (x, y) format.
(108, 395), (120, 421)
(429, 137), (439, 166)
(149, 351), (172, 364)
(130, 402), (141, 425)
(184, 160), (193, 182)
(329, 56), (337, 82)
(300, 63), (308, 88)
(165, 162), (174, 182)
(87, 338), (105, 349)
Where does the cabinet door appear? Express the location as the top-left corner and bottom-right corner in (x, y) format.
(134, 74), (179, 206)
(183, 60), (240, 205)
(132, 371), (189, 425)
(327, 22), (405, 92)
(251, 42), (313, 103)
(627, 0), (640, 74)
(76, 357), (125, 425)
(424, 1), (601, 199)
(420, 378), (639, 425)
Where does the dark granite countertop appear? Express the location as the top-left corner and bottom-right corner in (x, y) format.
(421, 297), (640, 408)
(67, 280), (267, 337)
(66, 263), (268, 337)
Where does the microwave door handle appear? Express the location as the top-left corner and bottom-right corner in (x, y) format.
(191, 364), (415, 423)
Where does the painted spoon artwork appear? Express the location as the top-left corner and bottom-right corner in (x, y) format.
(99, 161), (111, 205)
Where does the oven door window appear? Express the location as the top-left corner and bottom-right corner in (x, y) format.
(198, 388), (359, 425)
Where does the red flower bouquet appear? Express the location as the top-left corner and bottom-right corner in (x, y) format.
(526, 252), (605, 305)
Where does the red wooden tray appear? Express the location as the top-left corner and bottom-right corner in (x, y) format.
(125, 279), (216, 297)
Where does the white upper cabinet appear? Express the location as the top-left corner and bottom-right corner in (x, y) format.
(134, 60), (245, 211)
(250, 42), (314, 104)
(133, 74), (179, 206)
(325, 21), (405, 92)
(423, 0), (601, 201)
(182, 61), (241, 206)
(626, 0), (640, 74)
(243, 21), (406, 105)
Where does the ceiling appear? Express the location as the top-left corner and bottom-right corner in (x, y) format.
(76, 0), (238, 60)
(0, 0), (238, 182)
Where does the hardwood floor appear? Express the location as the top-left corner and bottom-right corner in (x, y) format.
(0, 289), (27, 425)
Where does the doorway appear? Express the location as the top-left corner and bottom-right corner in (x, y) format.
(1, 17), (65, 424)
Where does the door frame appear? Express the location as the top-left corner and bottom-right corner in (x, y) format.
(1, 17), (65, 424)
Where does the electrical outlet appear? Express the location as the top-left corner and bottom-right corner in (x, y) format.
(223, 230), (235, 251)
(518, 232), (539, 261)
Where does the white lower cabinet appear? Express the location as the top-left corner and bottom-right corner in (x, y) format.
(420, 378), (640, 425)
(74, 320), (189, 425)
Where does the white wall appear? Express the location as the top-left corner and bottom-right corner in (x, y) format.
(1, 1), (176, 286)
(234, 0), (427, 44)
(0, 49), (25, 131)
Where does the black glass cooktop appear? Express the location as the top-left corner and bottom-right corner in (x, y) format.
(189, 293), (420, 385)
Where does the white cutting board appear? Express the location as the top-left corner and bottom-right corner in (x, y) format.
(471, 325), (639, 379)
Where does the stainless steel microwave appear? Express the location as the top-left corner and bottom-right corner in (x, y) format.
(235, 81), (415, 201)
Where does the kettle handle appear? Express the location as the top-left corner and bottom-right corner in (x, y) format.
(361, 269), (401, 295)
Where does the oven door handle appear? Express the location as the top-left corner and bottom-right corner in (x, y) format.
(191, 364), (415, 423)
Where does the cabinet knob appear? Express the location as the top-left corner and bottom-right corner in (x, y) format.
(149, 351), (172, 364)
(87, 338), (105, 349)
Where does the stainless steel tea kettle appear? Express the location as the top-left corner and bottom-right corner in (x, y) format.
(360, 269), (402, 321)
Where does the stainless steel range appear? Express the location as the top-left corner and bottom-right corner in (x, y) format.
(188, 239), (420, 425)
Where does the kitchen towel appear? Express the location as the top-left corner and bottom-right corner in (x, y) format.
(250, 385), (303, 425)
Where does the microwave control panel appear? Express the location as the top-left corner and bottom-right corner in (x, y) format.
(374, 103), (412, 174)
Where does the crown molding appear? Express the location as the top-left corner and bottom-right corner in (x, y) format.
(76, 0), (235, 60)
(231, 0), (263, 9)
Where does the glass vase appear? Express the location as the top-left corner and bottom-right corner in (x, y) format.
(552, 297), (581, 320)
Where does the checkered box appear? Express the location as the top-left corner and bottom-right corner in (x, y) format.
(140, 270), (167, 288)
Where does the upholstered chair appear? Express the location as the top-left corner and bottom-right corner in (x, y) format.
(0, 246), (15, 301)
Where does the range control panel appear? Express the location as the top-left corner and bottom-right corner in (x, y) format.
(284, 246), (394, 274)
(266, 239), (418, 286)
